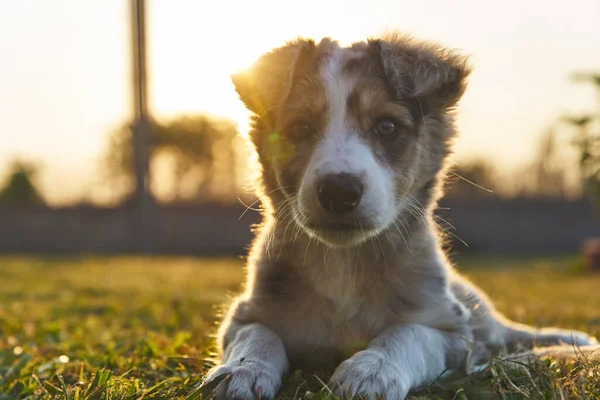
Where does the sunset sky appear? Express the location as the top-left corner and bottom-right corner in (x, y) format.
(1, 0), (599, 204)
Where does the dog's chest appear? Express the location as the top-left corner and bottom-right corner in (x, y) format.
(251, 249), (425, 369)
(274, 293), (391, 370)
(270, 267), (399, 368)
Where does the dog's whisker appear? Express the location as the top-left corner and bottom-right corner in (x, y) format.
(433, 214), (456, 231)
(375, 235), (388, 272)
(240, 186), (298, 220)
(277, 214), (296, 261)
(406, 194), (469, 248)
(302, 236), (313, 268)
(391, 220), (412, 255)
(266, 197), (294, 260)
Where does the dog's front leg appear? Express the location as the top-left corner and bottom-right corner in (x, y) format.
(204, 323), (288, 400)
(330, 324), (469, 400)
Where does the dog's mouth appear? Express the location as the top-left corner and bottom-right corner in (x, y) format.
(297, 216), (381, 247)
(304, 221), (364, 232)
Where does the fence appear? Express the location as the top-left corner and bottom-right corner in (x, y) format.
(0, 198), (598, 255)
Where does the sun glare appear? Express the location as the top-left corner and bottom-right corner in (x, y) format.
(148, 0), (372, 140)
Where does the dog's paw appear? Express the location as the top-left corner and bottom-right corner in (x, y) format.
(539, 329), (599, 347)
(565, 331), (598, 346)
(203, 360), (281, 400)
(570, 331), (598, 346)
(435, 300), (471, 330)
(408, 298), (471, 332)
(330, 349), (409, 400)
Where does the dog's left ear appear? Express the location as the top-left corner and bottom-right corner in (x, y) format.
(369, 33), (471, 110)
(231, 38), (316, 116)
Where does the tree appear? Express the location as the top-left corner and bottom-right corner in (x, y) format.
(514, 128), (577, 198)
(103, 115), (241, 204)
(0, 160), (45, 206)
(564, 73), (600, 208)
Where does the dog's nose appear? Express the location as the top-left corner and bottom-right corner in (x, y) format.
(317, 174), (364, 214)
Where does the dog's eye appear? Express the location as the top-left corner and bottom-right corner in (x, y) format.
(374, 118), (399, 139)
(291, 122), (311, 137)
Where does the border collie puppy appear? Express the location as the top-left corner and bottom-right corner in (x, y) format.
(205, 33), (598, 399)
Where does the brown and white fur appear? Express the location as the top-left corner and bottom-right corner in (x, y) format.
(204, 33), (598, 399)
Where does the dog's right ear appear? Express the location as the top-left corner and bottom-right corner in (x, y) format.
(231, 38), (316, 116)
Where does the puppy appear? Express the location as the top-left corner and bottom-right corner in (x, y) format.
(204, 33), (598, 399)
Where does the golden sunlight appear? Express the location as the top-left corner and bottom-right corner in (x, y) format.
(148, 0), (371, 139)
(3, 0), (600, 205)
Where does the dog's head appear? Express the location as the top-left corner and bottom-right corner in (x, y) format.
(233, 33), (470, 247)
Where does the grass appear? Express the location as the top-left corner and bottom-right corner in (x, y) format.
(0, 255), (599, 399)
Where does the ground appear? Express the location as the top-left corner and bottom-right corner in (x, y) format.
(0, 255), (599, 399)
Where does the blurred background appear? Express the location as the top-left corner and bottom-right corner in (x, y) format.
(1, 2), (600, 398)
(1, 0), (600, 256)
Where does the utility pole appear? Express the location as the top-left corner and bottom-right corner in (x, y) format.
(130, 0), (153, 253)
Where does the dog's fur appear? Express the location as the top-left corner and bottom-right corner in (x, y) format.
(205, 33), (598, 399)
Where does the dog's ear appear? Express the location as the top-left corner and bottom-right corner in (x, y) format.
(231, 38), (316, 116)
(369, 33), (471, 110)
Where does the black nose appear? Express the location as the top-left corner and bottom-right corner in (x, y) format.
(317, 174), (364, 214)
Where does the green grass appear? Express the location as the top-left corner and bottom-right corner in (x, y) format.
(0, 255), (599, 399)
